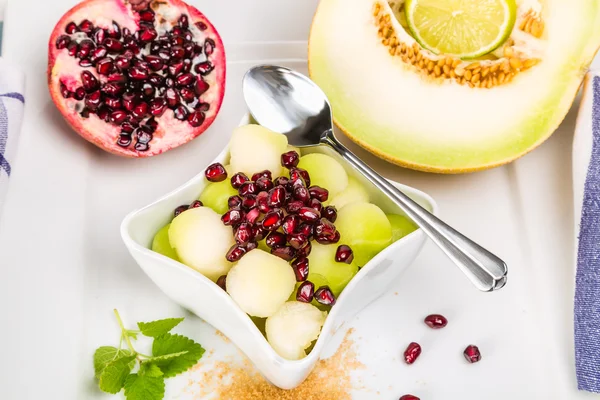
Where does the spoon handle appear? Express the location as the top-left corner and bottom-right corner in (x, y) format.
(321, 132), (507, 292)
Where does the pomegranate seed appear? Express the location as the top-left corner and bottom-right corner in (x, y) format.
(252, 170), (272, 181)
(122, 93), (136, 111)
(298, 207), (320, 222)
(310, 198), (323, 212)
(194, 79), (210, 96)
(286, 200), (304, 214)
(144, 118), (158, 133)
(117, 134), (131, 147)
(226, 244), (247, 262)
(292, 257), (309, 282)
(103, 38), (123, 53)
(65, 22), (78, 34)
(85, 91), (102, 110)
(109, 21), (121, 39)
(168, 62), (184, 77)
(121, 121), (136, 134)
(179, 14), (189, 28)
(129, 65), (149, 80)
(216, 275), (227, 291)
(179, 87), (196, 103)
(296, 281), (314, 303)
(95, 57), (114, 75)
(403, 342), (422, 365)
(239, 182), (258, 197)
(296, 241), (312, 257)
(314, 286), (336, 306)
(174, 205), (189, 217)
(176, 73), (195, 87)
(241, 195), (257, 210)
(92, 28), (106, 45)
(282, 214), (300, 235)
(463, 345), (481, 363)
(171, 31), (185, 44)
(189, 200), (203, 209)
(196, 21), (208, 30)
(77, 40), (95, 58)
(165, 88), (180, 108)
(205, 162), (227, 182)
(314, 218), (337, 240)
(140, 28), (158, 42)
(266, 231), (286, 248)
(268, 186), (286, 208)
(195, 61), (214, 75)
(132, 102), (149, 119)
(114, 56), (131, 71)
(183, 42), (196, 57)
(316, 230), (340, 244)
(271, 246), (296, 261)
(255, 177), (274, 191)
(173, 105), (189, 121)
(196, 102), (210, 112)
(170, 45), (185, 59)
(79, 19), (94, 33)
(142, 55), (164, 71)
(60, 82), (71, 99)
(294, 186), (311, 204)
(235, 223), (254, 245)
(148, 74), (164, 86)
(149, 98), (167, 117)
(274, 176), (289, 187)
(109, 110), (127, 124)
(97, 106), (110, 121)
(134, 142), (149, 152)
(136, 128), (152, 145)
(262, 210), (283, 231)
(230, 173), (249, 189)
(79, 59), (93, 67)
(290, 168), (311, 187)
(297, 224), (313, 237)
(322, 206), (338, 222)
(308, 186), (329, 202)
(204, 38), (215, 55)
(90, 46), (108, 62)
(139, 9), (155, 21)
(281, 151), (300, 168)
(399, 395), (420, 400)
(222, 209), (245, 226)
(185, 109), (204, 127)
(252, 225), (267, 241)
(424, 314), (448, 329)
(256, 192), (270, 213)
(73, 88), (86, 101)
(245, 208), (261, 225)
(335, 245), (354, 264)
(67, 42), (78, 56)
(56, 35), (71, 49)
(102, 82), (125, 97)
(228, 195), (242, 209)
(288, 233), (308, 250)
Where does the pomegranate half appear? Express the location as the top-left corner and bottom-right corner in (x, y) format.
(48, 0), (226, 157)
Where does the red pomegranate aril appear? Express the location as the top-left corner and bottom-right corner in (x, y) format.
(65, 22), (78, 34)
(149, 98), (167, 117)
(67, 42), (78, 57)
(282, 214), (300, 235)
(79, 59), (93, 67)
(464, 345), (481, 363)
(132, 102), (149, 119)
(298, 207), (320, 222)
(252, 170), (272, 181)
(292, 257), (310, 282)
(309, 198), (323, 212)
(314, 218), (336, 239)
(109, 21), (122, 39)
(143, 118), (158, 133)
(186, 110), (205, 127)
(274, 176), (289, 187)
(216, 275), (227, 291)
(114, 55), (131, 70)
(117, 134), (132, 147)
(290, 168), (311, 187)
(424, 314), (448, 329)
(179, 14), (189, 28)
(95, 58), (114, 75)
(241, 195), (257, 210)
(102, 83), (125, 99)
(204, 38), (215, 55)
(252, 225), (267, 241)
(314, 286), (336, 306)
(235, 223), (254, 245)
(173, 105), (189, 121)
(142, 83), (155, 97)
(139, 9), (155, 21)
(196, 21), (208, 30)
(239, 182), (258, 197)
(165, 88), (180, 108)
(262, 210), (284, 231)
(195, 61), (214, 76)
(230, 173), (249, 189)
(85, 91), (102, 109)
(286, 200), (304, 214)
(316, 230), (340, 244)
(92, 28), (106, 45)
(103, 38), (123, 53)
(403, 342), (422, 365)
(184, 32), (193, 41)
(266, 231), (287, 248)
(294, 186), (311, 204)
(121, 121), (136, 134)
(296, 281), (315, 303)
(297, 224), (313, 238)
(171, 33), (185, 45)
(73, 88), (86, 101)
(140, 28), (158, 42)
(97, 106), (110, 122)
(109, 110), (127, 124)
(122, 93), (136, 111)
(134, 142), (149, 152)
(268, 186), (286, 208)
(168, 62), (184, 77)
(60, 82), (71, 99)
(288, 233), (308, 250)
(179, 87), (196, 103)
(170, 46), (185, 60)
(205, 162), (227, 182)
(188, 200), (203, 209)
(226, 244), (247, 262)
(335, 245), (354, 264)
(245, 208), (261, 225)
(56, 35), (71, 49)
(90, 46), (108, 62)
(256, 191), (270, 213)
(136, 128), (152, 144)
(255, 177), (274, 191)
(281, 151), (300, 168)
(174, 204), (189, 217)
(78, 19), (94, 33)
(399, 395), (420, 400)
(148, 74), (164, 86)
(144, 55), (164, 71)
(183, 42), (195, 57)
(77, 40), (95, 58)
(322, 206), (338, 222)
(228, 195), (242, 209)
(165, 77), (176, 88)
(296, 241), (312, 257)
(129, 65), (149, 80)
(308, 186), (329, 202)
(271, 246), (296, 261)
(222, 209), (245, 226)
(194, 79), (210, 96)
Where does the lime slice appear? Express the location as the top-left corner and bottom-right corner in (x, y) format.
(405, 0), (517, 59)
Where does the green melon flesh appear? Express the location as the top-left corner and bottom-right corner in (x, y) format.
(309, 0), (600, 172)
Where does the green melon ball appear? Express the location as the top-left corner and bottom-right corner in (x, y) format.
(151, 223), (179, 261)
(297, 153), (348, 196)
(387, 214), (418, 242)
(335, 202), (393, 266)
(327, 176), (369, 210)
(307, 243), (358, 296)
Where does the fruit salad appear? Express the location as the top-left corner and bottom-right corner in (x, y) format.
(151, 124), (417, 360)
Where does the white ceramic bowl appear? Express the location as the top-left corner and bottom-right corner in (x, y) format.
(120, 115), (438, 389)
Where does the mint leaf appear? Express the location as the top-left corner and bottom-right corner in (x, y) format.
(99, 354), (136, 394)
(146, 351), (188, 363)
(152, 333), (205, 377)
(140, 363), (163, 378)
(137, 318), (184, 338)
(126, 330), (139, 340)
(124, 374), (165, 400)
(94, 347), (132, 379)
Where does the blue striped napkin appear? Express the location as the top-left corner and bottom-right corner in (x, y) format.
(0, 59), (25, 216)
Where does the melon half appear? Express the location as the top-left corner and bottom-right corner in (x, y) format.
(308, 0), (600, 173)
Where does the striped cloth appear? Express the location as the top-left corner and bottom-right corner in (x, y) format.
(0, 59), (25, 216)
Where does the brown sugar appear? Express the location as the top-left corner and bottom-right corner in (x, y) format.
(184, 328), (364, 399)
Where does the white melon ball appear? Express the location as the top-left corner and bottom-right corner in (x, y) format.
(327, 176), (369, 210)
(168, 207), (234, 281)
(266, 301), (327, 360)
(297, 153), (348, 196)
(226, 249), (296, 318)
(229, 124), (288, 177)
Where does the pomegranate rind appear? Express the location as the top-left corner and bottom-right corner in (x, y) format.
(47, 0), (226, 157)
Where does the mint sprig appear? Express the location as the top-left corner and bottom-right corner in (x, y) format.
(93, 309), (204, 399)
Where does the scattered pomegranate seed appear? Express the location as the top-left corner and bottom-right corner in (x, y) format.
(226, 244), (247, 262)
(255, 176), (274, 191)
(286, 200), (304, 214)
(216, 275), (227, 291)
(274, 176), (289, 187)
(296, 241), (312, 257)
(262, 210), (284, 231)
(188, 200), (203, 209)
(239, 182), (258, 197)
(298, 207), (321, 222)
(308, 186), (329, 202)
(281, 151), (300, 168)
(265, 231), (286, 248)
(297, 224), (313, 238)
(424, 314), (448, 329)
(290, 168), (311, 186)
(205, 162), (227, 182)
(174, 205), (189, 217)
(309, 198), (323, 212)
(463, 345), (481, 363)
(282, 214), (300, 235)
(399, 395), (420, 400)
(256, 191), (270, 213)
(314, 286), (336, 306)
(271, 246), (296, 261)
(252, 170), (272, 181)
(228, 195), (242, 209)
(241, 195), (257, 210)
(252, 225), (266, 241)
(335, 245), (354, 263)
(221, 209), (245, 226)
(230, 172), (249, 189)
(268, 186), (287, 208)
(294, 186), (311, 204)
(403, 342), (422, 365)
(314, 218), (337, 241)
(234, 223), (254, 245)
(315, 230), (340, 244)
(292, 257), (309, 282)
(296, 281), (315, 303)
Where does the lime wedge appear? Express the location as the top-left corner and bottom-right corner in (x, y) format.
(405, 0), (517, 59)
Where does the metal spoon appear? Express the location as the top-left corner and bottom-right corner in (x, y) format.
(242, 65), (507, 292)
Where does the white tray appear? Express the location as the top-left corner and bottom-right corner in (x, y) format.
(0, 0), (594, 399)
